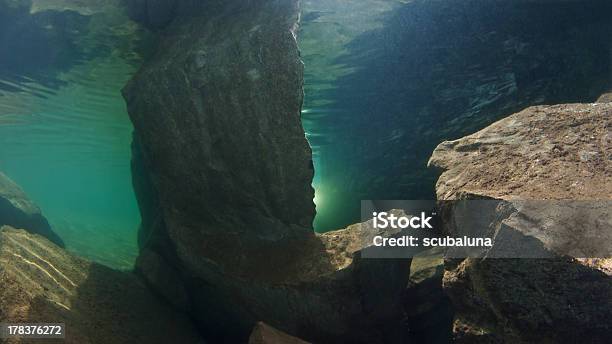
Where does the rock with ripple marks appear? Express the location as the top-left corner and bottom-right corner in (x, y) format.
(0, 226), (201, 344)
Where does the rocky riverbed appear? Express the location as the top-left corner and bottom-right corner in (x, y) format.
(0, 226), (202, 344)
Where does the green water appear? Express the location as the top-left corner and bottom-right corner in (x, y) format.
(5, 0), (606, 262)
(299, 0), (612, 232)
(0, 2), (146, 269)
(299, 0), (408, 232)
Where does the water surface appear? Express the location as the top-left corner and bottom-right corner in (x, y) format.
(0, 2), (146, 269)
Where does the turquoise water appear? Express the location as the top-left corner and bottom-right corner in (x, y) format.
(2, 0), (609, 262)
(299, 0), (407, 231)
(299, 0), (612, 232)
(0, 58), (139, 269)
(0, 2), (145, 269)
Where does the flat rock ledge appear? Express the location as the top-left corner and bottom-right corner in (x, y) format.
(0, 226), (201, 344)
(429, 103), (611, 200)
(428, 103), (612, 343)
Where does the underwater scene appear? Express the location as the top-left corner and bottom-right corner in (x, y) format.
(0, 0), (610, 343)
(0, 0), (145, 269)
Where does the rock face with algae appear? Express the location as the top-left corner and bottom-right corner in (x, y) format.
(429, 102), (612, 342)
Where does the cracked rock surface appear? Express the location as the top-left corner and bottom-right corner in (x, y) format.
(429, 103), (612, 343)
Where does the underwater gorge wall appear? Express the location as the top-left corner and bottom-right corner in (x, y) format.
(124, 0), (410, 342)
(123, 0), (316, 290)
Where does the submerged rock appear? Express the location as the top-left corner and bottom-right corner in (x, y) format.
(136, 207), (410, 343)
(430, 103), (611, 200)
(0, 226), (201, 344)
(597, 91), (612, 103)
(299, 0), (612, 231)
(0, 172), (64, 247)
(124, 0), (409, 342)
(429, 103), (612, 342)
(124, 0), (315, 278)
(248, 322), (310, 344)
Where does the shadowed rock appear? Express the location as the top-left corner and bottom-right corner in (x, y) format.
(123, 2), (410, 341)
(0, 172), (64, 247)
(248, 322), (310, 344)
(0, 226), (202, 344)
(403, 250), (453, 343)
(125, 0), (178, 29)
(123, 0), (316, 279)
(429, 103), (612, 342)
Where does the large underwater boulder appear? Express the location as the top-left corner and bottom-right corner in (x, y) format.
(0, 226), (202, 344)
(428, 103), (612, 342)
(123, 0), (410, 342)
(123, 0), (315, 274)
(0, 172), (64, 247)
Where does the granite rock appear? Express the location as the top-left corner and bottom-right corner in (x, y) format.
(429, 103), (612, 342)
(124, 1), (409, 342)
